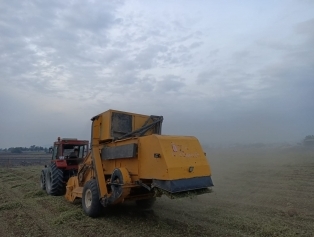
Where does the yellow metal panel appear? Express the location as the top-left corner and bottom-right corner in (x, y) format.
(92, 117), (108, 198)
(72, 187), (83, 197)
(102, 158), (138, 177)
(138, 135), (168, 179)
(101, 138), (139, 180)
(138, 135), (211, 180)
(100, 110), (111, 141)
(65, 176), (81, 202)
(98, 109), (153, 141)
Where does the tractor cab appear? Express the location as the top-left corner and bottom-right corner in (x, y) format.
(51, 137), (89, 169)
(41, 137), (89, 196)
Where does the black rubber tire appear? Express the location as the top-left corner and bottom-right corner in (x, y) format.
(40, 169), (46, 190)
(82, 179), (103, 217)
(45, 163), (65, 196)
(136, 197), (156, 209)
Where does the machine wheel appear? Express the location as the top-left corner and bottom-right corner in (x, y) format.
(82, 179), (102, 217)
(40, 169), (46, 190)
(45, 163), (65, 196)
(136, 197), (156, 209)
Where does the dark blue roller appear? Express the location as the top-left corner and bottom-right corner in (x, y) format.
(152, 176), (214, 193)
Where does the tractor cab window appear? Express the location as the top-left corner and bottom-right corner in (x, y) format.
(63, 145), (74, 157)
(52, 146), (58, 160)
(79, 145), (88, 158)
(62, 145), (86, 159)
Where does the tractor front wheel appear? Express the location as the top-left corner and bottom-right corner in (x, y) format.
(82, 179), (103, 217)
(40, 169), (46, 190)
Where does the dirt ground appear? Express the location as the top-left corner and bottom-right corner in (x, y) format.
(0, 147), (313, 237)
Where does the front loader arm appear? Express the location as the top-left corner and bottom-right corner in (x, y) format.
(91, 116), (108, 198)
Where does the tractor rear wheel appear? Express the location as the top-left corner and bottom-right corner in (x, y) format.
(82, 179), (102, 217)
(40, 169), (46, 190)
(45, 163), (65, 196)
(136, 197), (156, 209)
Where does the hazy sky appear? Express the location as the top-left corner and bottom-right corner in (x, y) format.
(1, 0), (313, 148)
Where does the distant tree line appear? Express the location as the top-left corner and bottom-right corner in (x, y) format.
(0, 145), (49, 153)
(304, 135), (314, 140)
(303, 135), (314, 146)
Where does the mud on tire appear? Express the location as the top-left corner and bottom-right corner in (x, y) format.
(45, 163), (65, 196)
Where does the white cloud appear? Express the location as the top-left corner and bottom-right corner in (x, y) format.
(0, 0), (314, 147)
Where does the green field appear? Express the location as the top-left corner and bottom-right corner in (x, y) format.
(0, 147), (313, 237)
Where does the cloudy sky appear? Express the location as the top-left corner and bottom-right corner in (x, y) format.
(0, 0), (313, 148)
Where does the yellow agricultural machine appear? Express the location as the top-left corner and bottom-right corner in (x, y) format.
(42, 109), (213, 217)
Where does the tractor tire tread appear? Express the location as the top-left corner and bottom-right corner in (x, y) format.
(40, 169), (46, 190)
(82, 179), (102, 217)
(46, 163), (65, 196)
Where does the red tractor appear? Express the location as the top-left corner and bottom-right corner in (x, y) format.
(41, 137), (89, 196)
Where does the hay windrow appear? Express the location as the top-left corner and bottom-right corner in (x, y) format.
(0, 201), (23, 211)
(53, 209), (85, 225)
